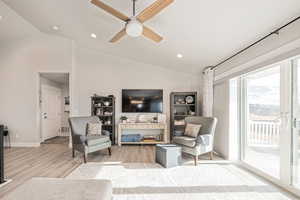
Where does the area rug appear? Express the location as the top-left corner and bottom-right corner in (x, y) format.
(67, 162), (298, 200)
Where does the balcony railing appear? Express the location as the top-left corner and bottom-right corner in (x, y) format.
(248, 120), (280, 147)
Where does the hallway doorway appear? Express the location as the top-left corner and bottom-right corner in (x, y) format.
(39, 73), (70, 145)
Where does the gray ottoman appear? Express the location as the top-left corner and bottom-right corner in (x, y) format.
(155, 144), (182, 168)
(3, 178), (112, 200)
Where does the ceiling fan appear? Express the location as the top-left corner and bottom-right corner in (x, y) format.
(91, 0), (174, 43)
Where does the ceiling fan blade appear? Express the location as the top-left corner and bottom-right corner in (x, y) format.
(91, 0), (130, 22)
(142, 26), (163, 43)
(110, 28), (127, 43)
(137, 0), (174, 23)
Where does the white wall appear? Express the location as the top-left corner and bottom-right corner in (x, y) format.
(215, 19), (300, 78)
(0, 37), (201, 146)
(74, 47), (201, 141)
(0, 35), (72, 146)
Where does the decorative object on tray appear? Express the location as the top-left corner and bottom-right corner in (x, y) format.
(120, 116), (128, 123)
(152, 116), (158, 123)
(91, 95), (116, 144)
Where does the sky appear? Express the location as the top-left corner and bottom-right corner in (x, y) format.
(247, 66), (280, 106)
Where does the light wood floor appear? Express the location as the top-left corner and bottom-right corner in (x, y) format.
(0, 141), (160, 198)
(0, 138), (217, 198)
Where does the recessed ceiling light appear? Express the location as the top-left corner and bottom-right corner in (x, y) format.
(52, 25), (59, 30)
(91, 33), (97, 39)
(0, 16), (3, 21)
(177, 54), (183, 58)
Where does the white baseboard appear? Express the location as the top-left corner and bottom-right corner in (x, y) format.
(7, 142), (41, 147)
(0, 179), (12, 188)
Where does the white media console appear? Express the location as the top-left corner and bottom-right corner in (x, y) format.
(118, 122), (168, 146)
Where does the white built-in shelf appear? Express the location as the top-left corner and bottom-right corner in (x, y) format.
(118, 122), (168, 146)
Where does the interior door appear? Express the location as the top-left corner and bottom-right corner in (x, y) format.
(41, 85), (62, 141)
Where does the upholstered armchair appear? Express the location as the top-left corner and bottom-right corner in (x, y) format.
(69, 116), (112, 163)
(172, 116), (217, 166)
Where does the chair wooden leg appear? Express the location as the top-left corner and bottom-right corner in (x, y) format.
(8, 135), (11, 148)
(108, 147), (112, 156)
(83, 153), (87, 163)
(209, 152), (213, 160)
(194, 155), (198, 166)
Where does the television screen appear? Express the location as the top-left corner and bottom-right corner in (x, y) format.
(122, 89), (163, 113)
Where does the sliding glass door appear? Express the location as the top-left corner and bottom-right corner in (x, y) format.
(234, 56), (300, 191)
(241, 65), (281, 178)
(292, 58), (300, 187)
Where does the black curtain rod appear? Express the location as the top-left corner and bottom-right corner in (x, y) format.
(211, 16), (300, 70)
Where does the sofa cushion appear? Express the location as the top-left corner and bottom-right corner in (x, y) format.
(184, 123), (202, 138)
(3, 178), (112, 200)
(86, 135), (110, 146)
(173, 136), (197, 147)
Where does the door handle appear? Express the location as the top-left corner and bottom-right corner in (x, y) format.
(293, 118), (300, 129)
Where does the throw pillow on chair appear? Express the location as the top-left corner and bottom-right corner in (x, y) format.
(184, 123), (202, 138)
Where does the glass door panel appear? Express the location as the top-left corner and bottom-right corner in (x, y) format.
(292, 58), (300, 187)
(242, 65), (281, 178)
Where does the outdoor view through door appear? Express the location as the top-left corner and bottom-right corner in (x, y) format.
(242, 66), (281, 178)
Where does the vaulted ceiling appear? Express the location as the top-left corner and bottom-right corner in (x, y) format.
(1, 0), (300, 73)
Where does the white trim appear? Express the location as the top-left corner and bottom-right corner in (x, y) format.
(237, 161), (300, 198)
(8, 143), (41, 147)
(0, 179), (12, 188)
(280, 61), (293, 185)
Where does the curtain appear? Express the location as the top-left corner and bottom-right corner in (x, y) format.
(202, 67), (215, 117)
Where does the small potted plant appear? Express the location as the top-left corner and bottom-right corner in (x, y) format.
(120, 116), (128, 123)
(152, 116), (158, 123)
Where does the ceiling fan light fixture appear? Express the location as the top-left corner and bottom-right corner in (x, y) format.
(126, 18), (143, 37)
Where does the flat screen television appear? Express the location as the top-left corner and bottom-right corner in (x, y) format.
(122, 89), (163, 113)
